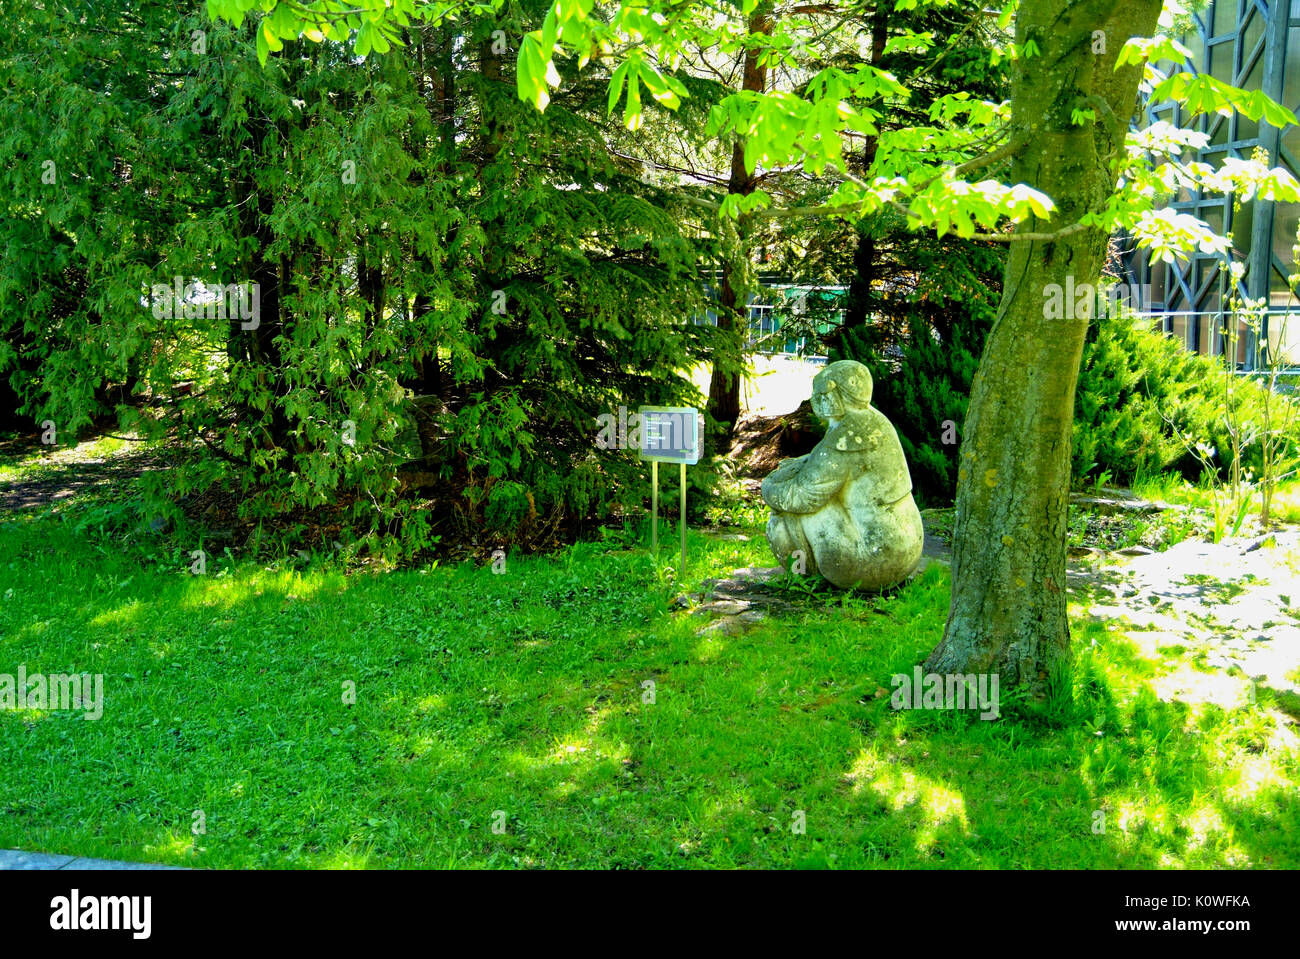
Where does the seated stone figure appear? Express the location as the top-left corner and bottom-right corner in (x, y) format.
(761, 360), (924, 591)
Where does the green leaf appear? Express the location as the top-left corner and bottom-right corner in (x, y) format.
(261, 20), (283, 53)
(607, 61), (630, 117)
(624, 71), (642, 131)
(540, 8), (559, 55)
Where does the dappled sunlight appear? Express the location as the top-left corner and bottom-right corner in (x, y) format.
(1221, 750), (1297, 804)
(692, 632), (731, 662)
(501, 707), (631, 786)
(171, 568), (346, 614)
(540, 709), (628, 768)
(148, 640), (178, 661)
(1101, 796), (1251, 868)
(317, 849), (373, 869)
(87, 600), (146, 632)
(0, 706), (52, 725)
(1180, 805), (1229, 853)
(4, 454), (1298, 868)
(413, 693), (448, 714)
(844, 748), (970, 847)
(146, 831), (201, 864)
(11, 619), (52, 646)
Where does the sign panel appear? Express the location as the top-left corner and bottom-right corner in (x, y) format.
(637, 406), (701, 465)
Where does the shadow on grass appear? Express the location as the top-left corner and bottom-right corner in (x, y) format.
(0, 511), (1296, 869)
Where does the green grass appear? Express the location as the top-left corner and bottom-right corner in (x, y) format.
(1, 453), (1297, 868)
(1134, 474), (1300, 525)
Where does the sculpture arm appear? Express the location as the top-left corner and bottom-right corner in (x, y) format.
(766, 454), (807, 482)
(762, 446), (851, 515)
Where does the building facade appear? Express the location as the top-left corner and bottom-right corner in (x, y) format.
(1127, 0), (1300, 368)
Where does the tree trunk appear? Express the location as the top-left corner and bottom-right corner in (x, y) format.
(835, 2), (889, 352)
(707, 5), (771, 442)
(925, 0), (1161, 700)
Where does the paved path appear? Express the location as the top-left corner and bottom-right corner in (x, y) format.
(0, 849), (184, 870)
(1072, 529), (1300, 712)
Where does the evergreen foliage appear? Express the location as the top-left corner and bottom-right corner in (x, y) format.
(0, 2), (716, 552)
(1073, 308), (1300, 486)
(832, 239), (1003, 506)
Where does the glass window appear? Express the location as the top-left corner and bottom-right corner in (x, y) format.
(1184, 30), (1207, 73)
(1282, 125), (1300, 166)
(1273, 201), (1300, 276)
(1286, 29), (1300, 118)
(1243, 10), (1264, 62)
(1209, 40), (1235, 85)
(1233, 199), (1255, 255)
(1213, 0), (1236, 38)
(1195, 257), (1215, 293)
(1233, 317), (1249, 364)
(1270, 264), (1297, 302)
(1200, 278), (1223, 315)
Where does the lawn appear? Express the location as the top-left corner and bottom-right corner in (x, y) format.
(0, 443), (1297, 868)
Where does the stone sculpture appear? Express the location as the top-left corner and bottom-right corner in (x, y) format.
(761, 360), (924, 590)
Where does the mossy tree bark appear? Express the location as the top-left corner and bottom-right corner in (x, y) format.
(926, 0), (1161, 699)
(707, 5), (772, 443)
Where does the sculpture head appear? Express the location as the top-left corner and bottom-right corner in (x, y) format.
(810, 360), (873, 424)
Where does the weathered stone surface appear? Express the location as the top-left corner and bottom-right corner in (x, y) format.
(0, 849), (186, 870)
(760, 360), (923, 591)
(1069, 490), (1173, 514)
(692, 566), (799, 637)
(1069, 530), (1300, 712)
(0, 850), (76, 870)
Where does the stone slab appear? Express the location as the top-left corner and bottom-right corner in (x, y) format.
(0, 849), (185, 870)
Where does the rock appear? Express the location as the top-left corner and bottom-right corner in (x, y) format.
(911, 555), (949, 578)
(696, 609), (767, 637)
(1243, 535), (1276, 553)
(759, 360), (923, 591)
(694, 598), (752, 617)
(1117, 545), (1155, 556)
(1070, 492), (1172, 514)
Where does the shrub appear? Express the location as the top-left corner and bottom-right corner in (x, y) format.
(832, 240), (1002, 506)
(1073, 309), (1300, 487)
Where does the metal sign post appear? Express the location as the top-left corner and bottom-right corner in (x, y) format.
(679, 462), (687, 576)
(650, 460), (658, 554)
(638, 406), (701, 577)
